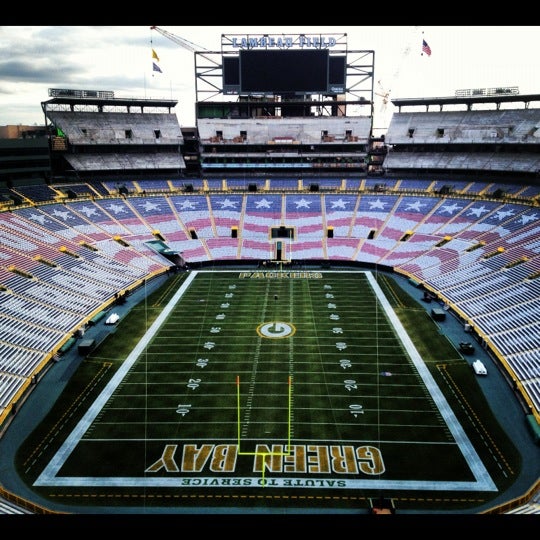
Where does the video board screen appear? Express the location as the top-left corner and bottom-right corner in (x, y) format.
(223, 56), (240, 87)
(328, 55), (346, 94)
(240, 49), (328, 94)
(222, 50), (347, 95)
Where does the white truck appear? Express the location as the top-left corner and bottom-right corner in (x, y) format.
(472, 359), (487, 376)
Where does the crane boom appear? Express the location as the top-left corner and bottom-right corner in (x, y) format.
(376, 26), (420, 112)
(150, 26), (207, 52)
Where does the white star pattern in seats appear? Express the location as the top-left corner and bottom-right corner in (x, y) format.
(294, 198), (312, 209)
(468, 205), (490, 217)
(405, 200), (426, 211)
(218, 198), (238, 208)
(106, 203), (128, 214)
(142, 201), (160, 211)
(78, 206), (99, 217)
(368, 198), (387, 210)
(255, 199), (273, 209)
(520, 213), (538, 225)
(178, 200), (198, 210)
(495, 209), (515, 220)
(28, 213), (49, 225)
(330, 199), (349, 209)
(51, 209), (74, 221)
(439, 202), (463, 214)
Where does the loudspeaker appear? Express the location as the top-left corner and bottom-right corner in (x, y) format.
(327, 228), (334, 238)
(184, 184), (194, 193)
(231, 228), (237, 238)
(309, 183), (319, 192)
(248, 183), (257, 192)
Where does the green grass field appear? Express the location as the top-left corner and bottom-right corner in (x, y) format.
(16, 269), (521, 513)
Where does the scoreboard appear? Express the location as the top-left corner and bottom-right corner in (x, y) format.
(223, 49), (346, 96)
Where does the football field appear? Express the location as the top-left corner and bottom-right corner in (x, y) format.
(27, 269), (500, 510)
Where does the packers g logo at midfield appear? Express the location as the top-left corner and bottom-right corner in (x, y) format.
(257, 321), (296, 339)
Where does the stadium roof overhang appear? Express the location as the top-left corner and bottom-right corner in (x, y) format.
(41, 96), (179, 116)
(391, 93), (540, 111)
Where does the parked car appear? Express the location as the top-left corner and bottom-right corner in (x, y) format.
(459, 342), (475, 355)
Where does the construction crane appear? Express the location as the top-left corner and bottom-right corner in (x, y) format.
(375, 80), (393, 114)
(375, 26), (420, 113)
(150, 26), (208, 53)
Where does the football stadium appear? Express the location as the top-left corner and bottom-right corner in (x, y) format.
(0, 29), (539, 519)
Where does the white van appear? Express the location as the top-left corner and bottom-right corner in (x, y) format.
(472, 359), (487, 376)
(105, 313), (120, 325)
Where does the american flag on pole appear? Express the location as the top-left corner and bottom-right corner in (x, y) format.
(422, 39), (432, 56)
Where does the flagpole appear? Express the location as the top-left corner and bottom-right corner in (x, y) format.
(149, 30), (153, 94)
(421, 31), (432, 57)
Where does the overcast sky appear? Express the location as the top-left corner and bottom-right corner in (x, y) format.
(0, 26), (538, 131)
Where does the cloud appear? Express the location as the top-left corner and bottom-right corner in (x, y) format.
(0, 25), (538, 129)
